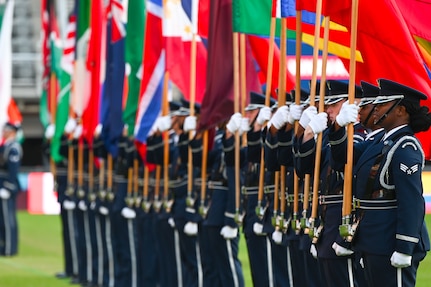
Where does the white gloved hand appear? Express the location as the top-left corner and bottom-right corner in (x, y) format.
(390, 251), (412, 268)
(332, 242), (354, 256)
(299, 106), (317, 128)
(220, 225), (238, 239)
(253, 222), (267, 236)
(63, 199), (76, 210)
(272, 230), (283, 244)
(0, 188), (11, 199)
(168, 217), (175, 228)
(94, 124), (103, 137)
(121, 207), (136, 219)
(183, 116), (197, 132)
(270, 106), (289, 129)
(360, 258), (364, 268)
(310, 244), (318, 259)
(226, 113), (242, 133)
(99, 206), (109, 215)
(239, 117), (250, 135)
(156, 116), (172, 132)
(73, 124), (83, 139)
(45, 124), (55, 139)
(308, 113), (328, 134)
(287, 103), (304, 124)
(64, 118), (77, 134)
(336, 101), (359, 127)
(256, 107), (272, 125)
(78, 200), (88, 211)
(184, 222), (198, 236)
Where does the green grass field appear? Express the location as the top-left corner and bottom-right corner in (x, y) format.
(0, 212), (430, 286)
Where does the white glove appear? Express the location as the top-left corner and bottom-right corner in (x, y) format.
(299, 106), (317, 128)
(45, 124), (55, 139)
(287, 103), (304, 124)
(183, 116), (197, 132)
(336, 101), (359, 127)
(226, 113), (242, 133)
(270, 106), (289, 129)
(256, 107), (272, 125)
(332, 242), (354, 256)
(253, 222), (267, 236)
(184, 222), (198, 236)
(94, 124), (103, 137)
(239, 117), (250, 135)
(63, 199), (76, 210)
(156, 116), (172, 132)
(73, 124), (83, 139)
(310, 244), (318, 259)
(168, 217), (175, 228)
(64, 118), (77, 134)
(0, 188), (11, 199)
(272, 230), (283, 244)
(390, 251), (412, 268)
(308, 112), (328, 134)
(220, 225), (238, 239)
(99, 206), (109, 215)
(78, 200), (88, 211)
(121, 207), (136, 219)
(360, 258), (364, 268)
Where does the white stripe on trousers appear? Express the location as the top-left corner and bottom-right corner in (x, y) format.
(105, 216), (115, 287)
(226, 239), (239, 287)
(66, 209), (78, 275)
(2, 199), (11, 256)
(127, 219), (137, 287)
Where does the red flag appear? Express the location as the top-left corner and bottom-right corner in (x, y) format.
(394, 0), (431, 42)
(331, 0), (431, 159)
(198, 0), (261, 130)
(82, 0), (106, 145)
(248, 35), (295, 97)
(296, 0), (351, 16)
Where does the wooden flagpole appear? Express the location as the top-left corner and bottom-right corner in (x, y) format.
(340, 0), (359, 241)
(233, 31), (241, 223)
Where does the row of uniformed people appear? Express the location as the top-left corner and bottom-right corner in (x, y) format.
(51, 78), (430, 287)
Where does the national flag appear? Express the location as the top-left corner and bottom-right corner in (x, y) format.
(101, 11), (126, 157)
(329, 0), (431, 159)
(123, 0), (146, 136)
(51, 14), (76, 162)
(162, 0), (208, 104)
(296, 0), (351, 16)
(0, 0), (14, 129)
(72, 0), (91, 121)
(82, 0), (106, 145)
(7, 98), (22, 125)
(134, 0), (164, 144)
(109, 0), (126, 43)
(198, 0), (261, 131)
(40, 0), (51, 128)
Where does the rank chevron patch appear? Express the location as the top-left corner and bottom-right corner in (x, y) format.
(400, 163), (419, 175)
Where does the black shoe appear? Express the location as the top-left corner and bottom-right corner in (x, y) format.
(55, 272), (70, 279)
(70, 276), (81, 285)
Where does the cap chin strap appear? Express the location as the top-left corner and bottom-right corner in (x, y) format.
(362, 105), (376, 127)
(373, 99), (402, 126)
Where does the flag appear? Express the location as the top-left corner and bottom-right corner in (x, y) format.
(40, 0), (51, 128)
(198, 0), (261, 131)
(101, 9), (126, 157)
(296, 0), (351, 16)
(72, 0), (91, 120)
(123, 0), (146, 136)
(162, 0), (208, 104)
(109, 0), (126, 42)
(82, 0), (106, 145)
(330, 0), (431, 159)
(134, 0), (164, 144)
(51, 14), (76, 162)
(0, 0), (14, 129)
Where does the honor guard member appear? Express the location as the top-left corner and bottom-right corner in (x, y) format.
(295, 80), (366, 287)
(239, 91), (282, 287)
(146, 106), (181, 287)
(111, 125), (138, 287)
(48, 119), (79, 281)
(334, 79), (431, 287)
(357, 81), (385, 139)
(0, 122), (22, 257)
